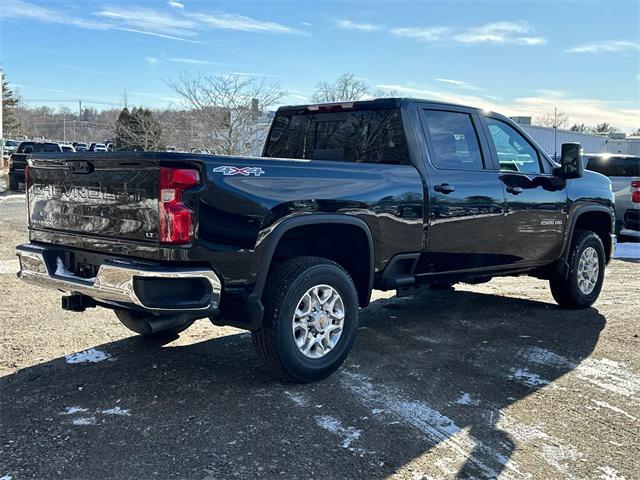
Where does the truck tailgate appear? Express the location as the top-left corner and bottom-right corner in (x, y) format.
(27, 154), (160, 244)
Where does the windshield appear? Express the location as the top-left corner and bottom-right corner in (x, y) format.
(264, 108), (409, 165)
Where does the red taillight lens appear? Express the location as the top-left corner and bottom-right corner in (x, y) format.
(159, 167), (200, 244)
(632, 180), (640, 204)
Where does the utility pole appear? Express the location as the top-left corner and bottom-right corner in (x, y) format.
(1, 70), (4, 160)
(553, 106), (558, 161)
(78, 100), (82, 142)
(63, 111), (66, 142)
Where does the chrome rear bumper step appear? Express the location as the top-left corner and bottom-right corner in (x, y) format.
(16, 244), (221, 312)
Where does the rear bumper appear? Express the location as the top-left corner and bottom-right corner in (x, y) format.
(16, 244), (221, 313)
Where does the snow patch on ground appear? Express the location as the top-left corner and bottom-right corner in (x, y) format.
(63, 406), (88, 415)
(284, 391), (308, 407)
(72, 417), (97, 426)
(542, 444), (582, 475)
(314, 415), (362, 449)
(0, 260), (19, 274)
(614, 242), (640, 259)
(520, 346), (640, 397)
(511, 368), (550, 387)
(598, 465), (627, 480)
(590, 400), (637, 421)
(0, 474), (13, 480)
(452, 392), (479, 406)
(65, 348), (110, 364)
(340, 371), (525, 479)
(100, 406), (130, 416)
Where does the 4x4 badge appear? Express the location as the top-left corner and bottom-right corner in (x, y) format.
(213, 166), (265, 177)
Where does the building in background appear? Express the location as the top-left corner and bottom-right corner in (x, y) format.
(513, 120), (640, 159)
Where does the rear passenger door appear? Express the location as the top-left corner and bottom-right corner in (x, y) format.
(481, 115), (568, 264)
(419, 106), (506, 273)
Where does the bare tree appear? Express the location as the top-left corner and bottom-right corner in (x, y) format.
(593, 122), (616, 134)
(569, 123), (591, 133)
(166, 73), (285, 155)
(312, 73), (369, 103)
(534, 111), (570, 130)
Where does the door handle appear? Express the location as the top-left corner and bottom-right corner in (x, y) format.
(506, 186), (523, 195)
(434, 183), (455, 194)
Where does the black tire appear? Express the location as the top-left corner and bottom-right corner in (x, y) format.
(8, 176), (19, 192)
(114, 309), (194, 337)
(252, 257), (359, 383)
(549, 230), (606, 309)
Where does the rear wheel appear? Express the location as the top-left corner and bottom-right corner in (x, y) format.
(549, 230), (605, 309)
(252, 257), (359, 383)
(114, 309), (195, 337)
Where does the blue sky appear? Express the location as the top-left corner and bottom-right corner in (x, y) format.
(1, 0), (639, 130)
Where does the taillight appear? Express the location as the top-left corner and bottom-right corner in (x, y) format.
(632, 180), (640, 204)
(158, 167), (200, 244)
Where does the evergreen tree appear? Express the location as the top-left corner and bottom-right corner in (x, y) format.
(114, 107), (165, 151)
(2, 71), (21, 136)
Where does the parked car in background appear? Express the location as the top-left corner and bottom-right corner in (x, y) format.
(60, 144), (76, 153)
(8, 141), (63, 191)
(3, 139), (21, 156)
(584, 154), (640, 236)
(92, 143), (108, 152)
(74, 142), (89, 152)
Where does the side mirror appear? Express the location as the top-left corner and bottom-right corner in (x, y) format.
(555, 143), (584, 179)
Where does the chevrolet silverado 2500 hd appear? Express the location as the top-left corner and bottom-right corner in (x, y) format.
(16, 98), (615, 382)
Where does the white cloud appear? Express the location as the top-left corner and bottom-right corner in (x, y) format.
(167, 57), (228, 65)
(435, 78), (481, 91)
(377, 83), (640, 132)
(454, 21), (546, 45)
(167, 0), (184, 9)
(145, 56), (160, 65)
(96, 7), (198, 37)
(2, 0), (306, 42)
(186, 12), (306, 34)
(388, 21), (546, 46)
(565, 40), (640, 54)
(391, 27), (451, 42)
(334, 19), (382, 32)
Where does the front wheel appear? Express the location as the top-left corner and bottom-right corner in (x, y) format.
(549, 230), (605, 309)
(252, 257), (359, 383)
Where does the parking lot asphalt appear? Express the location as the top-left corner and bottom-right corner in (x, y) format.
(1, 182), (639, 479)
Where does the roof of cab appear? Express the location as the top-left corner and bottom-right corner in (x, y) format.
(276, 97), (487, 114)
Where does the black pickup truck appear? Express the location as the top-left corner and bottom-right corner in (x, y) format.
(8, 141), (63, 191)
(16, 98), (615, 382)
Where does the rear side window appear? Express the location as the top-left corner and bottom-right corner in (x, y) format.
(264, 109), (409, 165)
(485, 117), (541, 174)
(421, 110), (484, 170)
(586, 156), (640, 177)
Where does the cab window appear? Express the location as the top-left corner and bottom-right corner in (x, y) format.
(422, 110), (485, 171)
(485, 117), (542, 174)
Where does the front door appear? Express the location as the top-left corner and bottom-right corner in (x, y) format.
(481, 116), (568, 265)
(419, 107), (506, 273)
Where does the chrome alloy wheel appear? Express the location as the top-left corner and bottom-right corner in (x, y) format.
(577, 246), (599, 295)
(292, 284), (345, 359)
